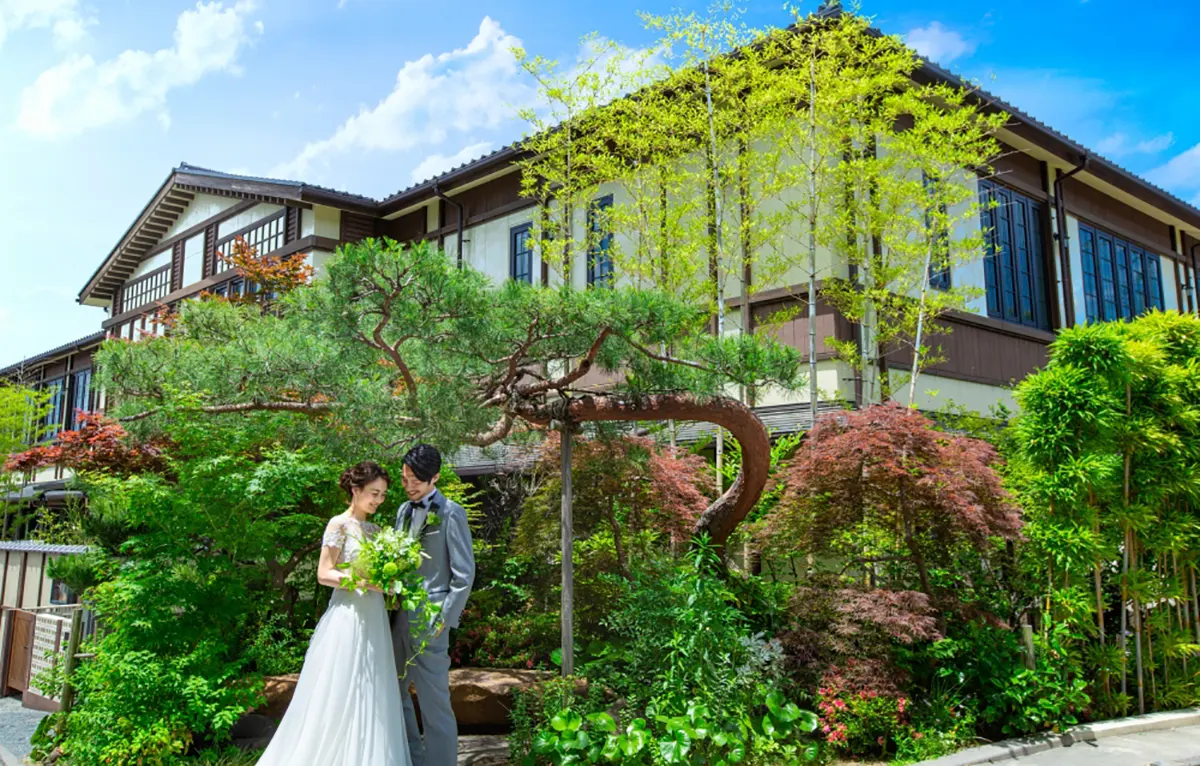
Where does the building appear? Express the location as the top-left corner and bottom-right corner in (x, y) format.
(3, 28), (1199, 477)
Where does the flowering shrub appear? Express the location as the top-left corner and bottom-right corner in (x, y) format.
(816, 670), (910, 756)
(451, 610), (559, 669)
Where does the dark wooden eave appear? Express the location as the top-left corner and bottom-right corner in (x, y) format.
(0, 331), (106, 379)
(77, 164), (381, 308)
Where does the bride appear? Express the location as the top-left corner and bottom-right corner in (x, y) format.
(256, 461), (411, 766)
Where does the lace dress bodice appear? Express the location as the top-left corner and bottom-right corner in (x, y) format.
(322, 516), (382, 566)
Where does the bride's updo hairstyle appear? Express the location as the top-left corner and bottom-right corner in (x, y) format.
(339, 461), (390, 496)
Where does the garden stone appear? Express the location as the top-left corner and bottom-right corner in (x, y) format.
(256, 669), (567, 730)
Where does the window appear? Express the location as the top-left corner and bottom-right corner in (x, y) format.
(510, 223), (533, 284)
(924, 172), (951, 290)
(980, 180), (1050, 331)
(49, 579), (77, 605)
(71, 368), (91, 429)
(587, 195), (614, 288)
(42, 377), (66, 439)
(1078, 223), (1164, 323)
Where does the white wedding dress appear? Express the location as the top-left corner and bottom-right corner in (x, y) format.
(256, 515), (411, 766)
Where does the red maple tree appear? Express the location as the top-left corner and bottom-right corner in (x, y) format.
(773, 403), (1022, 604)
(6, 412), (169, 476)
(520, 432), (712, 577)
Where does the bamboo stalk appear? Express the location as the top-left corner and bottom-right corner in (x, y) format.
(1121, 528), (1129, 700)
(1133, 537), (1145, 715)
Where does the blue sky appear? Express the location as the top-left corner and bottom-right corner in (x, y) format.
(0, 0), (1197, 367)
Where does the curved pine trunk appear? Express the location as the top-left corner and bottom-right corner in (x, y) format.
(518, 393), (770, 547)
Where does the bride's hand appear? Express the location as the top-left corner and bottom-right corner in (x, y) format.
(366, 584), (385, 594)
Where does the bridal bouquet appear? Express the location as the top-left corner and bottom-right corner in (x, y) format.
(339, 527), (437, 615)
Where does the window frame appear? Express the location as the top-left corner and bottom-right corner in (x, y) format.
(979, 179), (1051, 331)
(1078, 222), (1165, 324)
(70, 368), (91, 430)
(587, 195), (615, 288)
(509, 222), (534, 284)
(42, 376), (67, 440)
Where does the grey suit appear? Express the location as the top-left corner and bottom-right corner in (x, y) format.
(391, 489), (475, 766)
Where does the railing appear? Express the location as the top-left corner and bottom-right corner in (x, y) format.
(214, 209), (286, 273)
(116, 264), (171, 315)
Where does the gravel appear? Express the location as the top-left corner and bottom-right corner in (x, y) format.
(0, 696), (47, 762)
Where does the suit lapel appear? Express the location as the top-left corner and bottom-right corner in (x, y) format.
(396, 501), (412, 535)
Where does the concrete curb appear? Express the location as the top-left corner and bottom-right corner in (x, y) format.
(917, 708), (1200, 765)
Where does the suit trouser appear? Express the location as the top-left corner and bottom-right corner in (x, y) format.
(397, 617), (456, 766)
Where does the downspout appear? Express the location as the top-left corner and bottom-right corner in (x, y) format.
(433, 180), (465, 268)
(1052, 154), (1089, 328)
(1191, 242), (1200, 317)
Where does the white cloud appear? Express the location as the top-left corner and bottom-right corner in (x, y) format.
(0, 0), (93, 50)
(273, 17), (533, 179)
(905, 22), (976, 64)
(410, 141), (493, 184)
(1097, 131), (1174, 158)
(16, 1), (262, 140)
(1147, 143), (1200, 198)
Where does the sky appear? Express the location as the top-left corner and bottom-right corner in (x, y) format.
(0, 0), (1197, 367)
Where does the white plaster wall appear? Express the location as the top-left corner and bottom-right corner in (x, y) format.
(889, 370), (1017, 415)
(301, 209), (315, 238)
(462, 208), (537, 285)
(164, 193), (238, 239)
(2, 553), (20, 607)
(182, 233), (204, 286)
(22, 553), (42, 607)
(312, 206), (341, 240)
(217, 204), (283, 239)
(131, 248), (172, 279)
(306, 249), (335, 280)
(755, 361), (850, 406)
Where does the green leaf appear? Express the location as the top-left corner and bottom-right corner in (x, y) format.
(587, 712), (618, 733)
(796, 710), (819, 733)
(552, 709), (583, 733)
(601, 736), (622, 761)
(533, 730), (560, 754)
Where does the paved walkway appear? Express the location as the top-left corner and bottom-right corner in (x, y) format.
(0, 696), (47, 764)
(1003, 724), (1200, 765)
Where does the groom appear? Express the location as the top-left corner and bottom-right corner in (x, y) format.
(391, 444), (476, 766)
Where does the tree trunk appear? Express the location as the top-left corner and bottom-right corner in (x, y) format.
(518, 393), (770, 547)
(560, 425), (574, 677)
(807, 55), (820, 419)
(908, 237), (934, 406)
(605, 497), (630, 581)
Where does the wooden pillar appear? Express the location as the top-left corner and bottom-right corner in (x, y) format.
(15, 552), (27, 610)
(560, 425), (574, 678)
(35, 553), (46, 607)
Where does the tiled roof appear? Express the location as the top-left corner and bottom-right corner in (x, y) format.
(0, 331), (106, 378)
(0, 540), (92, 555)
(175, 163), (379, 206)
(915, 58), (1200, 221)
(379, 145), (523, 210)
(376, 26), (1199, 229)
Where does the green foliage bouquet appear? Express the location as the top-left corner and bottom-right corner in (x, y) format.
(339, 526), (439, 617)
